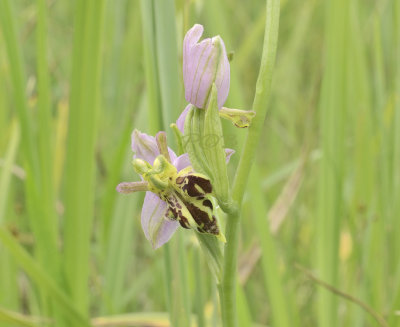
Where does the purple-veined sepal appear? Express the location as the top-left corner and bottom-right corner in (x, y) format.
(141, 192), (179, 249)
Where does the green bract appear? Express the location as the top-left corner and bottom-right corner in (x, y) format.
(184, 84), (231, 210)
(219, 107), (256, 128)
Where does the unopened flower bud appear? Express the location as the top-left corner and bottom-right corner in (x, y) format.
(183, 24), (230, 109)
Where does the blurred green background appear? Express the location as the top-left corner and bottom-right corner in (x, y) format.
(0, 0), (399, 326)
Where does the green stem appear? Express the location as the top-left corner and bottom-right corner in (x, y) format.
(162, 244), (174, 325)
(316, 0), (348, 325)
(220, 0), (280, 326)
(194, 249), (206, 327)
(220, 209), (240, 326)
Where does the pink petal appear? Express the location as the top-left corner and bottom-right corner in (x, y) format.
(141, 192), (179, 249)
(225, 148), (235, 163)
(131, 129), (177, 164)
(183, 25), (230, 109)
(213, 37), (230, 108)
(176, 104), (192, 134)
(187, 39), (214, 108)
(183, 24), (204, 89)
(173, 153), (192, 172)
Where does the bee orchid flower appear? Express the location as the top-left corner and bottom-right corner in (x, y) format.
(117, 130), (187, 248)
(117, 130), (229, 249)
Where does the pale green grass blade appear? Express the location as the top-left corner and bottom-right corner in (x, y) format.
(346, 2), (379, 325)
(193, 250), (206, 327)
(162, 244), (176, 325)
(0, 122), (19, 223)
(91, 312), (173, 327)
(35, 0), (60, 288)
(237, 285), (253, 327)
(262, 149), (321, 191)
(100, 118), (134, 247)
(0, 227), (90, 327)
(0, 244), (18, 323)
(0, 47), (10, 147)
(316, 0), (349, 326)
(0, 0), (59, 294)
(372, 11), (393, 327)
(177, 233), (191, 326)
(103, 192), (141, 313)
(248, 168), (293, 327)
(0, 307), (47, 327)
(140, 0), (162, 134)
(0, 122), (20, 316)
(101, 89), (146, 313)
(99, 0), (142, 247)
(389, 1), (400, 324)
(235, 9), (266, 75)
(0, 1), (37, 171)
(154, 0), (181, 134)
(35, 0), (54, 205)
(63, 0), (106, 315)
(120, 259), (163, 309)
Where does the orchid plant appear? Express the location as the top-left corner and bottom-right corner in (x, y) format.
(117, 11), (280, 326)
(117, 24), (252, 250)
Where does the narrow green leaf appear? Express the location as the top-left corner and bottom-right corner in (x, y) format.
(248, 168), (293, 327)
(0, 307), (47, 327)
(0, 122), (19, 223)
(316, 0), (349, 325)
(63, 0), (106, 314)
(0, 0), (59, 294)
(140, 0), (163, 134)
(153, 0), (181, 140)
(0, 227), (90, 327)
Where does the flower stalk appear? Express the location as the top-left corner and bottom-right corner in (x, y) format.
(220, 0), (281, 326)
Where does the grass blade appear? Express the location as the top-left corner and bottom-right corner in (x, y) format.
(63, 0), (106, 315)
(0, 227), (90, 326)
(316, 0), (349, 325)
(248, 168), (294, 327)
